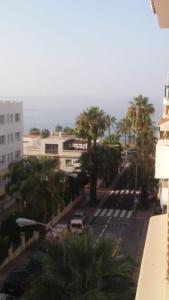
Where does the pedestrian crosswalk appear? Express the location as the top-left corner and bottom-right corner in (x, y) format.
(110, 189), (140, 196)
(94, 208), (133, 219)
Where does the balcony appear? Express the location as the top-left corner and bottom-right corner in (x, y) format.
(151, 0), (169, 28)
(155, 139), (169, 178)
(136, 214), (169, 299)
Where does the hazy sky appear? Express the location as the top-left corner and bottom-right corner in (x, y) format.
(0, 1), (169, 130)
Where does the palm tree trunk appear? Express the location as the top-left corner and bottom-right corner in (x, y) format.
(90, 171), (97, 202)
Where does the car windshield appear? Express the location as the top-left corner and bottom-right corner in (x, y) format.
(73, 212), (83, 218)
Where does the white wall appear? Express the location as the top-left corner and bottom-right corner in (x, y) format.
(0, 101), (23, 171)
(155, 140), (169, 179)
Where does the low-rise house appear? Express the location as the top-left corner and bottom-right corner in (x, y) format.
(23, 132), (87, 173)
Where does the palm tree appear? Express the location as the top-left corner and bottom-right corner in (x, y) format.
(27, 231), (135, 300)
(128, 95), (154, 147)
(6, 157), (65, 222)
(75, 107), (107, 149)
(117, 117), (132, 147)
(105, 115), (116, 136)
(78, 146), (106, 202)
(127, 95), (155, 207)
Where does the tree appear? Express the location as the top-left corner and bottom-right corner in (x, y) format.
(29, 128), (40, 135)
(55, 125), (63, 132)
(6, 157), (66, 222)
(63, 127), (75, 135)
(127, 95), (155, 207)
(41, 129), (50, 138)
(105, 115), (116, 136)
(78, 146), (106, 202)
(117, 117), (132, 147)
(27, 231), (135, 300)
(75, 107), (107, 150)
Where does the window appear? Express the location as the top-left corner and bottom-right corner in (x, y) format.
(65, 159), (73, 166)
(11, 152), (14, 161)
(15, 113), (20, 122)
(0, 135), (5, 145)
(0, 155), (5, 165)
(11, 133), (13, 143)
(15, 150), (20, 160)
(15, 132), (20, 141)
(7, 134), (10, 143)
(7, 153), (10, 163)
(10, 114), (13, 123)
(45, 144), (58, 154)
(0, 115), (5, 124)
(7, 114), (10, 123)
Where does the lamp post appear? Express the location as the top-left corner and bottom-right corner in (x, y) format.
(16, 217), (66, 267)
(16, 218), (49, 229)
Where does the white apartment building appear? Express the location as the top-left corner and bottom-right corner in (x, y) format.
(23, 133), (87, 173)
(0, 101), (23, 200)
(135, 2), (169, 299)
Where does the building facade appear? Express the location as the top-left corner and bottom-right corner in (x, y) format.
(0, 101), (23, 200)
(135, 2), (169, 298)
(23, 133), (87, 173)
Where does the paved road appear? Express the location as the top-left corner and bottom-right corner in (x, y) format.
(90, 189), (140, 248)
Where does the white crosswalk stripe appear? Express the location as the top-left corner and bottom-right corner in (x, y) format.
(106, 209), (114, 217)
(115, 190), (119, 195)
(111, 190), (115, 195)
(127, 211), (132, 219)
(120, 210), (126, 218)
(136, 191), (140, 195)
(114, 209), (120, 217)
(120, 190), (124, 194)
(94, 208), (101, 217)
(125, 190), (129, 194)
(130, 190), (134, 194)
(100, 209), (108, 217)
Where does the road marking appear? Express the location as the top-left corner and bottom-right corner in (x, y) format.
(111, 190), (114, 195)
(130, 190), (134, 194)
(115, 190), (119, 195)
(94, 208), (101, 217)
(127, 210), (132, 219)
(136, 190), (140, 195)
(125, 189), (129, 194)
(100, 209), (107, 217)
(120, 190), (124, 194)
(114, 209), (120, 217)
(107, 209), (114, 217)
(120, 210), (126, 218)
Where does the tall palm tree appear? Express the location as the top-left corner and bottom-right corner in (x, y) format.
(127, 95), (155, 207)
(117, 117), (132, 147)
(27, 231), (135, 300)
(78, 146), (106, 202)
(75, 107), (107, 149)
(128, 95), (154, 147)
(105, 115), (116, 136)
(6, 157), (65, 222)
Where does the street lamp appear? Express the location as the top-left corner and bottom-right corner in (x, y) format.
(16, 218), (48, 228)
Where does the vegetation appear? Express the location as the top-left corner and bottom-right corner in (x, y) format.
(6, 157), (79, 223)
(41, 128), (50, 138)
(127, 95), (156, 207)
(75, 107), (110, 149)
(27, 231), (135, 300)
(29, 128), (41, 135)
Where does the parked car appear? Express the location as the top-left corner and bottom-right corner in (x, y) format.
(1, 269), (30, 296)
(72, 210), (86, 222)
(0, 294), (16, 300)
(69, 218), (84, 234)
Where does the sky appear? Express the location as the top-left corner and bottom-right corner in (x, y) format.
(0, 0), (169, 131)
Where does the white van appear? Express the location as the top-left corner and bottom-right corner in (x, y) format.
(70, 218), (84, 234)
